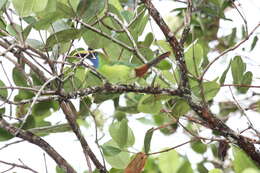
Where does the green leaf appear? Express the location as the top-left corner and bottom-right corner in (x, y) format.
(77, 0), (105, 21)
(32, 100), (59, 118)
(0, 127), (13, 141)
(138, 95), (163, 114)
(46, 28), (83, 49)
(82, 22), (111, 49)
(171, 98), (190, 118)
(219, 61), (231, 84)
(0, 0), (7, 10)
(191, 141), (207, 154)
(6, 23), (22, 38)
(78, 97), (91, 117)
(144, 128), (154, 153)
(209, 169), (223, 173)
(156, 60), (172, 70)
(0, 107), (5, 115)
(197, 162), (208, 173)
(102, 145), (122, 156)
(238, 71), (252, 93)
(0, 80), (8, 99)
(157, 40), (173, 55)
(143, 32), (154, 47)
(83, 71), (103, 87)
(158, 150), (183, 173)
(109, 119), (135, 148)
(231, 56), (246, 84)
(232, 146), (258, 173)
(12, 0), (48, 17)
(56, 2), (75, 18)
(242, 168), (260, 173)
(192, 81), (220, 101)
(250, 36), (258, 51)
(177, 159), (193, 173)
(129, 5), (148, 39)
(114, 111), (126, 121)
(12, 67), (28, 86)
(22, 24), (32, 40)
(93, 93), (120, 104)
(103, 140), (130, 169)
(185, 41), (204, 77)
(56, 166), (66, 173)
(26, 39), (44, 49)
(34, 12), (64, 30)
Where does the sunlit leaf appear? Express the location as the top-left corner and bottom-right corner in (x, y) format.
(138, 95), (163, 114)
(103, 140), (130, 169)
(109, 119), (135, 148)
(192, 81), (220, 101)
(185, 41), (204, 77)
(12, 0), (48, 17)
(158, 150), (182, 173)
(232, 146), (258, 173)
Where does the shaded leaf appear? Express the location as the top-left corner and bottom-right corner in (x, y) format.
(102, 145), (122, 156)
(171, 98), (190, 118)
(0, 80), (8, 99)
(231, 56), (246, 84)
(0, 127), (13, 141)
(191, 141), (207, 154)
(250, 36), (258, 51)
(46, 28), (83, 49)
(144, 128), (154, 154)
(219, 61), (231, 85)
(238, 71), (252, 93)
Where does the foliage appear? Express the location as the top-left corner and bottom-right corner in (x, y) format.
(0, 0), (259, 172)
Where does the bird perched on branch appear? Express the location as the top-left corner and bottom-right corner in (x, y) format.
(73, 48), (170, 78)
(73, 48), (99, 68)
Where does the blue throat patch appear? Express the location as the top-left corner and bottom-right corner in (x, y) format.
(87, 52), (99, 68)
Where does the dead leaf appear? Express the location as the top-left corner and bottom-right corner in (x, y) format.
(124, 152), (148, 173)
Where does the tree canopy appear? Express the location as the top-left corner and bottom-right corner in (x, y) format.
(0, 0), (259, 173)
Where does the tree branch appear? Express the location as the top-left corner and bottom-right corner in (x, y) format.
(0, 117), (76, 173)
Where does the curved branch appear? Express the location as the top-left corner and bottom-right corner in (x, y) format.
(0, 117), (76, 173)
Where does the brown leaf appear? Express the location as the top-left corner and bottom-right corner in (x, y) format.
(124, 152), (148, 173)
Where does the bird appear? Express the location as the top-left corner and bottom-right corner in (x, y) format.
(73, 49), (170, 78)
(73, 48), (99, 68)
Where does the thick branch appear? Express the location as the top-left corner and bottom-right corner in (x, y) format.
(0, 117), (76, 173)
(141, 0), (189, 89)
(141, 0), (260, 166)
(60, 101), (107, 173)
